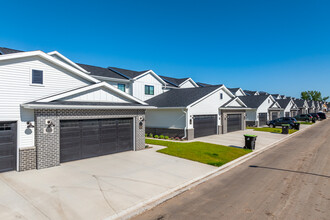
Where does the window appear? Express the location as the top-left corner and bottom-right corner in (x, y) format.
(118, 84), (125, 92)
(145, 85), (154, 95)
(31, 69), (43, 85)
(220, 93), (223, 99)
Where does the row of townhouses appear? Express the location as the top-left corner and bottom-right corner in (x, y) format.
(0, 47), (328, 173)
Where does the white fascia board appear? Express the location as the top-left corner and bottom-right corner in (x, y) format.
(47, 51), (89, 73)
(178, 78), (199, 88)
(219, 107), (252, 110)
(238, 88), (246, 96)
(133, 70), (167, 85)
(154, 107), (186, 109)
(221, 85), (236, 98)
(225, 97), (248, 108)
(37, 82), (147, 105)
(187, 85), (236, 108)
(92, 75), (130, 83)
(0, 50), (100, 83)
(21, 103), (156, 110)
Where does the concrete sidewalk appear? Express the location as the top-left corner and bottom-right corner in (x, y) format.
(0, 146), (216, 220)
(195, 124), (310, 150)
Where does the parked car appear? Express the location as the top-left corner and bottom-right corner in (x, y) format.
(267, 117), (297, 128)
(317, 112), (327, 119)
(309, 113), (320, 121)
(294, 114), (313, 122)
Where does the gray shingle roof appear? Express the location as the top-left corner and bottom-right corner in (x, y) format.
(77, 63), (128, 80)
(108, 67), (149, 79)
(0, 47), (24, 55)
(276, 99), (291, 108)
(146, 85), (223, 107)
(159, 75), (189, 87)
(196, 82), (213, 87)
(243, 90), (258, 96)
(228, 88), (240, 94)
(237, 95), (270, 108)
(293, 99), (307, 108)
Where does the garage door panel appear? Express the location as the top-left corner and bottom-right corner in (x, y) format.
(259, 113), (267, 126)
(227, 114), (242, 133)
(0, 156), (15, 172)
(0, 122), (16, 172)
(60, 118), (133, 163)
(194, 115), (217, 138)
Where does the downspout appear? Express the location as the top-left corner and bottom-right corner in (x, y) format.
(181, 108), (187, 139)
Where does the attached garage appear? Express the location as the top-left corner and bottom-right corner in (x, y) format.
(227, 114), (242, 133)
(193, 115), (217, 138)
(271, 111), (279, 120)
(0, 122), (16, 172)
(60, 118), (133, 163)
(258, 113), (267, 126)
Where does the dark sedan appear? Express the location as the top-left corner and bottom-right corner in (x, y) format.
(267, 117), (297, 128)
(294, 114), (313, 122)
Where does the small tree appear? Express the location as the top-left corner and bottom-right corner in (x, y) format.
(301, 90), (327, 101)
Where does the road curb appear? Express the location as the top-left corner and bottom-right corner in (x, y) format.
(107, 121), (323, 220)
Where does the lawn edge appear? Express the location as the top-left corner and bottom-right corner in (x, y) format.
(106, 119), (324, 220)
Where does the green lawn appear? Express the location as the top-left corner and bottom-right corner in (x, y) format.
(246, 127), (297, 134)
(145, 139), (252, 167)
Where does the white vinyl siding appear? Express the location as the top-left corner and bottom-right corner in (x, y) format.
(0, 56), (91, 148)
(104, 80), (131, 95)
(146, 109), (186, 129)
(189, 88), (232, 128)
(62, 88), (130, 103)
(180, 80), (196, 88)
(132, 73), (163, 101)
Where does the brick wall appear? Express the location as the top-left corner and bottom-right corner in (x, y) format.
(35, 109), (145, 169)
(19, 147), (36, 171)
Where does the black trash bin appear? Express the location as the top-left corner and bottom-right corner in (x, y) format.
(244, 135), (257, 150)
(294, 123), (300, 130)
(281, 124), (290, 134)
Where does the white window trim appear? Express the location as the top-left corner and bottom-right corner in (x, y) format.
(30, 68), (45, 87)
(145, 85), (155, 95)
(117, 83), (126, 92)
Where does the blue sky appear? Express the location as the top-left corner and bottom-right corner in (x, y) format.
(1, 0), (329, 98)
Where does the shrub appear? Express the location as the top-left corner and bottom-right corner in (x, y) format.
(159, 135), (165, 139)
(164, 136), (169, 139)
(145, 133), (148, 137)
(154, 135), (159, 138)
(149, 133), (153, 138)
(174, 137), (180, 141)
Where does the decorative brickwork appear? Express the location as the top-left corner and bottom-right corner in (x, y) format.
(35, 109), (145, 169)
(19, 147), (36, 171)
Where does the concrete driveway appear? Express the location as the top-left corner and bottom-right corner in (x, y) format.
(195, 124), (310, 150)
(0, 146), (216, 220)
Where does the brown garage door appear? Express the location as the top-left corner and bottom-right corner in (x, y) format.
(227, 114), (242, 133)
(60, 118), (133, 163)
(258, 113), (267, 126)
(0, 122), (16, 172)
(193, 115), (217, 138)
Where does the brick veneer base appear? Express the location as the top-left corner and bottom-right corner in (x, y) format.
(19, 147), (37, 171)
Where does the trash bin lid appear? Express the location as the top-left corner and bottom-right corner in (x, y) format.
(281, 124), (290, 126)
(244, 134), (257, 137)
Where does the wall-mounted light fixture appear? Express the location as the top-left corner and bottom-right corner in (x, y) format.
(44, 119), (55, 133)
(26, 121), (34, 129)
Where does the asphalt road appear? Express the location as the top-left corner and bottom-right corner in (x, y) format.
(132, 119), (330, 220)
